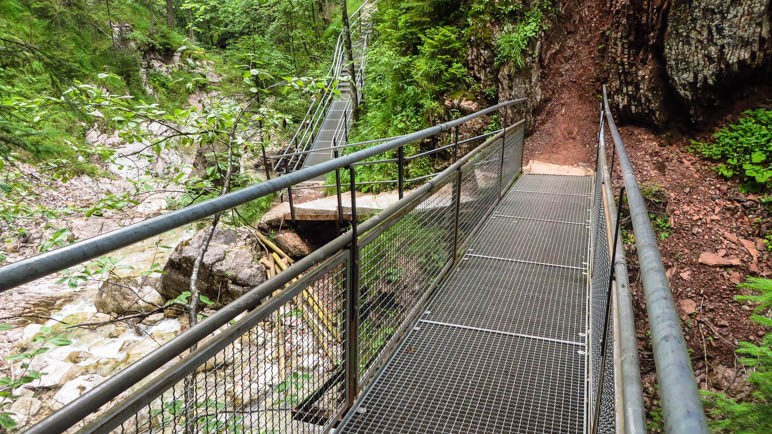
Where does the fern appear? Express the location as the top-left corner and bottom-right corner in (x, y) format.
(494, 6), (547, 69)
(738, 278), (772, 313)
(703, 278), (772, 433)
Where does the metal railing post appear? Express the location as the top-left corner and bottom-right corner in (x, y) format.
(292, 137), (299, 171)
(283, 160), (297, 225)
(344, 111), (349, 143)
(451, 168), (462, 261)
(397, 146), (405, 199)
(344, 165), (360, 409)
(498, 111), (507, 198)
(259, 120), (271, 181)
(452, 126), (459, 163)
(287, 186), (297, 226)
(334, 139), (344, 229)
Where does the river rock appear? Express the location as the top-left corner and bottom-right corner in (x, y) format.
(9, 395), (42, 427)
(160, 228), (266, 306)
(52, 374), (106, 410)
(28, 359), (79, 388)
(95, 276), (164, 316)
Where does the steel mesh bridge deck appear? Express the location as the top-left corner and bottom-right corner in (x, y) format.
(337, 174), (593, 433)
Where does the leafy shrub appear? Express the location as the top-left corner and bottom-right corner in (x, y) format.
(703, 278), (772, 433)
(414, 26), (469, 94)
(694, 108), (772, 191)
(495, 5), (547, 68)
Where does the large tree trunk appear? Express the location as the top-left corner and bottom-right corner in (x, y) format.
(166, 0), (174, 30)
(605, 0), (772, 127)
(341, 0), (360, 121)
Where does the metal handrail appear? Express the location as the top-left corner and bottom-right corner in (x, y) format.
(602, 86), (708, 433)
(18, 101), (525, 434)
(596, 105), (646, 434)
(0, 99), (524, 291)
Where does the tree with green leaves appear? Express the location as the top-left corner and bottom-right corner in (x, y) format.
(341, 0), (359, 121)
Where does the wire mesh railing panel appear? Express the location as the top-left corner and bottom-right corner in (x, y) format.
(589, 171), (616, 433)
(501, 124), (524, 188)
(338, 174), (590, 434)
(356, 183), (455, 382)
(104, 259), (348, 434)
(456, 148), (502, 252)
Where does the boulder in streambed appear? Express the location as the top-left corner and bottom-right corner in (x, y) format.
(159, 228), (266, 307)
(95, 276), (164, 316)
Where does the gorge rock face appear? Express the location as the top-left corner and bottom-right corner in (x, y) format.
(498, 40), (544, 130)
(664, 0), (771, 121)
(160, 228), (266, 306)
(466, 16), (544, 130)
(606, 0), (771, 126)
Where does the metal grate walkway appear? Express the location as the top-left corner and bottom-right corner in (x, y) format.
(338, 174), (593, 433)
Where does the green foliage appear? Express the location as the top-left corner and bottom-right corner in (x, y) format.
(703, 278), (772, 433)
(737, 278), (772, 313)
(230, 192), (278, 226)
(694, 108), (772, 192)
(274, 371), (312, 406)
(414, 26), (469, 94)
(0, 0), (185, 161)
(637, 183), (671, 241)
(652, 215), (671, 240)
(38, 227), (73, 253)
(56, 256), (132, 288)
(495, 5), (548, 68)
(355, 0), (473, 141)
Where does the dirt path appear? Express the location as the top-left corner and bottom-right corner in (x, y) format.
(524, 1), (607, 167)
(522, 0), (770, 417)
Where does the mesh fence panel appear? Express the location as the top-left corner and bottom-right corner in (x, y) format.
(356, 183), (456, 384)
(589, 171), (616, 433)
(456, 146), (502, 254)
(102, 258), (347, 434)
(30, 118), (526, 434)
(502, 124), (524, 189)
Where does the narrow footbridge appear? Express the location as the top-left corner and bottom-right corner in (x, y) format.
(1, 90), (708, 433)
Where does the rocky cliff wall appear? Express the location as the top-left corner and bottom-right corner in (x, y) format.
(606, 0), (771, 127)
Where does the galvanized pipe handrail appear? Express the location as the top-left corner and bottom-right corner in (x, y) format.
(0, 99), (524, 292)
(404, 129), (499, 161)
(602, 86), (708, 433)
(268, 134), (405, 159)
(597, 109), (646, 434)
(23, 112), (521, 434)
